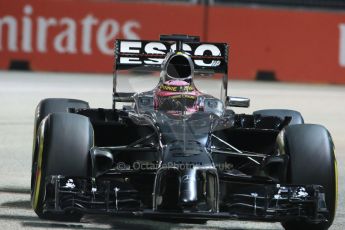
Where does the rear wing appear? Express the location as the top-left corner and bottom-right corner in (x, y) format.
(113, 35), (229, 109)
(114, 39), (228, 74)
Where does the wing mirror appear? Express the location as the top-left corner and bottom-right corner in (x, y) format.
(226, 96), (250, 108)
(114, 92), (135, 102)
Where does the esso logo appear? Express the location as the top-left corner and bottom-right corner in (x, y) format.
(119, 41), (222, 67)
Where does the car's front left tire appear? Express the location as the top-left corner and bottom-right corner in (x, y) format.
(281, 124), (337, 230)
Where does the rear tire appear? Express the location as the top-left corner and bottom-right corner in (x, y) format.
(31, 113), (94, 220)
(281, 124), (337, 230)
(253, 109), (304, 125)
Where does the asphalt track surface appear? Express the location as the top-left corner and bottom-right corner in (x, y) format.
(0, 70), (344, 230)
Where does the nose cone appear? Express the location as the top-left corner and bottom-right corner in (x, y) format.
(179, 169), (198, 206)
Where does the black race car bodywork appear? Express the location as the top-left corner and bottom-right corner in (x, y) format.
(31, 35), (337, 229)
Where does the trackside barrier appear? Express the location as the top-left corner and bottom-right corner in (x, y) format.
(207, 5), (345, 83)
(0, 0), (205, 73)
(1, 0), (345, 83)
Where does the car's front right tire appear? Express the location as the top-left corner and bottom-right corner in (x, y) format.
(31, 98), (89, 193)
(31, 113), (94, 220)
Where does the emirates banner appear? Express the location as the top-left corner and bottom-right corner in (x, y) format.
(0, 0), (205, 72)
(1, 0), (345, 83)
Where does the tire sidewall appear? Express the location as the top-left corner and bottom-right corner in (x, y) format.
(282, 124), (337, 229)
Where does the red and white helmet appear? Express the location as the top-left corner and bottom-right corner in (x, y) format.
(154, 52), (201, 114)
(155, 79), (201, 114)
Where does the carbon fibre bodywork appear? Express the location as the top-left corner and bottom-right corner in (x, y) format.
(32, 35), (334, 227)
(39, 108), (329, 225)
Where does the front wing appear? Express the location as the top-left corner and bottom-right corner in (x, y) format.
(42, 175), (329, 224)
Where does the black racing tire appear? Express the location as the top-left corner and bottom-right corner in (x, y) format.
(281, 124), (337, 230)
(31, 99), (89, 191)
(33, 98), (89, 135)
(253, 109), (304, 125)
(31, 113), (94, 221)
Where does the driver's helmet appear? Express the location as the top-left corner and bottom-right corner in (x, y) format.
(155, 52), (200, 114)
(155, 79), (200, 114)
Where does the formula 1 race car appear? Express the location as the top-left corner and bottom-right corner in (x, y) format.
(31, 35), (337, 230)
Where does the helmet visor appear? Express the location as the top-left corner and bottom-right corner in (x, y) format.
(157, 94), (197, 112)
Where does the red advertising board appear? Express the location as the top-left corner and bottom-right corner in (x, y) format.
(207, 6), (345, 83)
(0, 0), (205, 72)
(1, 0), (345, 83)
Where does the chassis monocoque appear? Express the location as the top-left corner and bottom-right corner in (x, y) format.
(31, 35), (337, 230)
